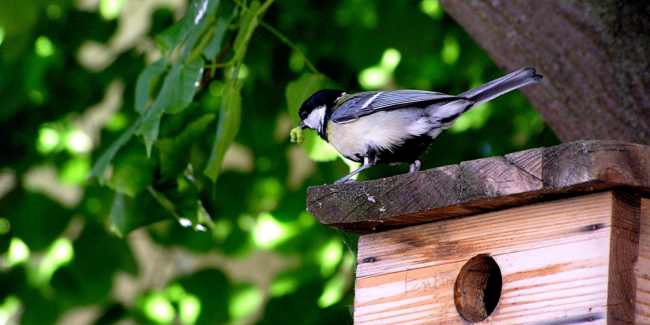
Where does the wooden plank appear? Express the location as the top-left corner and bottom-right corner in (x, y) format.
(306, 140), (650, 233)
(607, 192), (640, 323)
(354, 192), (616, 324)
(635, 197), (650, 323)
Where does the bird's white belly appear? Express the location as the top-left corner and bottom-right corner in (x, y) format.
(327, 110), (424, 159)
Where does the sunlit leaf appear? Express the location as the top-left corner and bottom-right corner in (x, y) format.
(304, 135), (341, 162)
(203, 79), (242, 182)
(5, 238), (30, 267)
(37, 238), (74, 285)
(35, 36), (55, 57)
(141, 292), (175, 324)
(358, 48), (401, 90)
(441, 33), (460, 65)
(134, 57), (167, 115)
(179, 294), (201, 325)
(318, 238), (344, 277)
(229, 284), (263, 321)
(420, 0), (443, 20)
(317, 273), (346, 308)
(100, 0), (127, 20)
(156, 0), (213, 54)
(180, 0), (221, 60)
(269, 276), (299, 297)
(251, 212), (297, 249)
(59, 156), (91, 185)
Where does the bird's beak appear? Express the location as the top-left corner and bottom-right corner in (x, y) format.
(298, 120), (306, 129)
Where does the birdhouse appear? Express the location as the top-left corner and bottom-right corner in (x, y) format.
(306, 140), (650, 324)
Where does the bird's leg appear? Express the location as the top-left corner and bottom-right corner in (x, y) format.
(409, 160), (421, 173)
(334, 146), (377, 184)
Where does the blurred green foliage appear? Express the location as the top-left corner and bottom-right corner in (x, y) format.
(0, 0), (559, 324)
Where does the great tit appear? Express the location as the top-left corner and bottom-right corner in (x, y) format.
(298, 67), (543, 184)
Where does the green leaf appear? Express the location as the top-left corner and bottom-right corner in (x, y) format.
(203, 17), (231, 58)
(157, 114), (216, 179)
(134, 57), (167, 115)
(89, 123), (138, 184)
(203, 79), (242, 182)
(107, 144), (156, 197)
(159, 174), (200, 223)
(136, 59), (204, 156)
(168, 59), (205, 114)
(109, 192), (167, 237)
(155, 138), (180, 178)
(202, 0), (237, 58)
(232, 1), (261, 57)
(138, 116), (161, 157)
(146, 178), (211, 229)
(156, 0), (212, 54)
(181, 0), (221, 60)
(285, 73), (327, 124)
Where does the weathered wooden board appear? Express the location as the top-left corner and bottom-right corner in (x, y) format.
(635, 197), (650, 323)
(307, 140), (650, 233)
(354, 191), (643, 324)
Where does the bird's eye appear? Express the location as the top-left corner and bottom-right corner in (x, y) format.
(300, 111), (308, 119)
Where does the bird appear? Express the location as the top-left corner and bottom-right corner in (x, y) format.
(297, 67), (543, 184)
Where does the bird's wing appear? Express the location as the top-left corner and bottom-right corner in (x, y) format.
(330, 90), (459, 123)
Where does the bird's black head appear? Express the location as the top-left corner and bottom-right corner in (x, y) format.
(298, 90), (345, 131)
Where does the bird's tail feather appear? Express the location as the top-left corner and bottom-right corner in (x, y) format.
(459, 67), (543, 108)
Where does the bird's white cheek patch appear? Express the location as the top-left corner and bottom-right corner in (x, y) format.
(304, 105), (326, 130)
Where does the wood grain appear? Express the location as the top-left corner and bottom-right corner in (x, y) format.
(607, 192), (640, 324)
(307, 140), (650, 233)
(635, 197), (650, 323)
(353, 191), (642, 324)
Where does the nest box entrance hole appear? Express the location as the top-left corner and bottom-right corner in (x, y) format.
(454, 254), (502, 322)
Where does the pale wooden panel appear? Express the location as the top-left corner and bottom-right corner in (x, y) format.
(355, 192), (614, 324)
(357, 192), (614, 279)
(635, 197), (650, 323)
